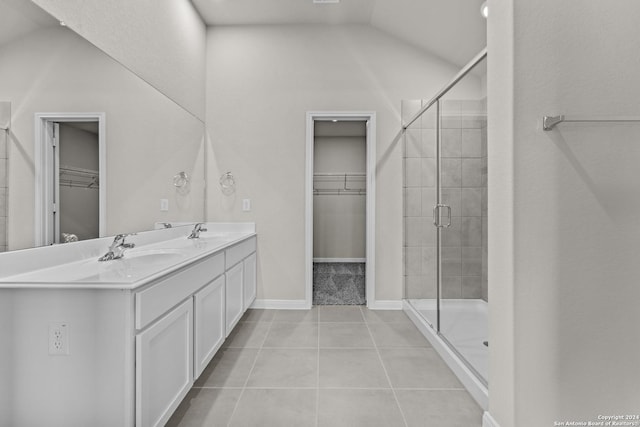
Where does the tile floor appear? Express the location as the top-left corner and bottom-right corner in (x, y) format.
(167, 306), (482, 427)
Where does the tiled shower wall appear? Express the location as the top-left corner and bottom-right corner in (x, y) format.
(0, 102), (9, 253)
(480, 107), (488, 301)
(403, 99), (488, 301)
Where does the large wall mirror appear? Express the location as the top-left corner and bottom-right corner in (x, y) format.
(0, 0), (205, 252)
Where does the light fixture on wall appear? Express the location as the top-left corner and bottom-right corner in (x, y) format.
(480, 1), (489, 18)
(219, 172), (236, 195)
(173, 171), (191, 195)
(173, 171), (189, 188)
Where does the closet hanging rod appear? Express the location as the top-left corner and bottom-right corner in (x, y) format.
(313, 189), (366, 196)
(313, 173), (365, 177)
(59, 179), (99, 189)
(542, 115), (640, 131)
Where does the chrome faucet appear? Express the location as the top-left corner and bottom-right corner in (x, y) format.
(187, 223), (207, 239)
(98, 233), (136, 261)
(160, 223), (172, 229)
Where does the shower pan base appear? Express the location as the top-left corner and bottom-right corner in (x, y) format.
(403, 298), (488, 410)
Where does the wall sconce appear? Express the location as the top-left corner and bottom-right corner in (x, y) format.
(173, 171), (190, 195)
(219, 172), (236, 195)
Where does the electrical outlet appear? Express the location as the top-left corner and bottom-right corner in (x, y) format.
(49, 322), (69, 355)
(242, 199), (251, 212)
(160, 199), (169, 212)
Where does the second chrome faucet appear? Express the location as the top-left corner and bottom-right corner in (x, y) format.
(98, 233), (136, 261)
(187, 223), (207, 239)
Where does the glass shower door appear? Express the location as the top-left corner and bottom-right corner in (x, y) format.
(403, 100), (438, 327)
(437, 68), (488, 384)
(402, 51), (488, 389)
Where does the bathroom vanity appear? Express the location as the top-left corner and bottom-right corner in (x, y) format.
(0, 223), (256, 427)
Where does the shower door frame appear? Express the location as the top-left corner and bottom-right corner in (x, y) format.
(403, 48), (489, 400)
(304, 111), (376, 309)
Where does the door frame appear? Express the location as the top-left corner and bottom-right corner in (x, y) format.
(305, 111), (376, 308)
(34, 113), (106, 246)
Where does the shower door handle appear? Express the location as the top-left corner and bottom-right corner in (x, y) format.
(432, 204), (452, 228)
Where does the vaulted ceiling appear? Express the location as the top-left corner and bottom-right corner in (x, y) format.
(1, 0), (487, 69)
(0, 0), (57, 47)
(191, 0), (487, 67)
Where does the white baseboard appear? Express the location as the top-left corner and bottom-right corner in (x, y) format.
(367, 300), (403, 310)
(250, 299), (310, 310)
(483, 412), (500, 427)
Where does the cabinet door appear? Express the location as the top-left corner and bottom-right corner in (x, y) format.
(225, 262), (244, 336)
(194, 275), (225, 378)
(243, 252), (257, 309)
(136, 298), (193, 427)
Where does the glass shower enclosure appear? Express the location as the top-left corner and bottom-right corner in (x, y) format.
(403, 52), (488, 388)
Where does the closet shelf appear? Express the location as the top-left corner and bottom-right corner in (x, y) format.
(313, 173), (366, 196)
(59, 165), (99, 189)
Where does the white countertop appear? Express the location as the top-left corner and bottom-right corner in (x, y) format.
(0, 223), (255, 290)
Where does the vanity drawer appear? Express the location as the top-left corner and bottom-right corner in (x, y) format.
(136, 253), (224, 330)
(225, 236), (256, 269)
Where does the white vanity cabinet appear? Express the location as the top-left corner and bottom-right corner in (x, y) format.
(134, 253), (225, 427)
(134, 235), (257, 427)
(0, 227), (256, 427)
(136, 298), (193, 427)
(194, 275), (226, 378)
(224, 236), (257, 335)
(244, 252), (257, 308)
(225, 262), (244, 335)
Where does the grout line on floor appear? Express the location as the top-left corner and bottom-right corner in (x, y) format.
(315, 305), (321, 427)
(392, 387), (467, 391)
(318, 319), (369, 323)
(225, 312), (276, 427)
(361, 305), (410, 427)
(192, 385), (464, 391)
(260, 346), (319, 350)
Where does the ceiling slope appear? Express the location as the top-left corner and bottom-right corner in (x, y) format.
(0, 0), (57, 47)
(370, 0), (486, 67)
(192, 0), (375, 26)
(191, 0), (486, 67)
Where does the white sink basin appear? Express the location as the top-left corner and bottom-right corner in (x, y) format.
(5, 248), (190, 284)
(125, 249), (187, 265)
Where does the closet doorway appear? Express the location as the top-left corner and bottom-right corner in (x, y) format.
(305, 112), (376, 308)
(35, 113), (106, 246)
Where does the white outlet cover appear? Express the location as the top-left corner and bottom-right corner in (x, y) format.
(160, 199), (169, 211)
(49, 322), (70, 355)
(242, 199), (251, 212)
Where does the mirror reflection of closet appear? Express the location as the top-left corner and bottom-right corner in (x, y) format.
(56, 122), (100, 243)
(1, 0), (206, 251)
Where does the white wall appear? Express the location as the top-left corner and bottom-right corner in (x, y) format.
(32, 0), (206, 120)
(206, 24), (481, 302)
(0, 26), (205, 250)
(488, 1), (640, 425)
(313, 134), (366, 259)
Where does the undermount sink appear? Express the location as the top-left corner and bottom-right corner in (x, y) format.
(125, 249), (187, 264)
